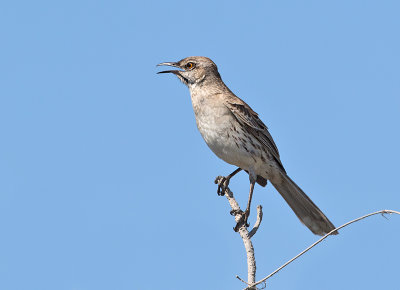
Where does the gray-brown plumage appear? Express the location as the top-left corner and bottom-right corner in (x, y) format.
(157, 56), (337, 236)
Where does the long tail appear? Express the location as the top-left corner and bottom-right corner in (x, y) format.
(271, 171), (337, 236)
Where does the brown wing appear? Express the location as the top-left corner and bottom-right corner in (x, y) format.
(225, 97), (285, 172)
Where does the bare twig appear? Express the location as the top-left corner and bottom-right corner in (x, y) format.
(235, 275), (249, 285)
(215, 176), (264, 289)
(248, 205), (263, 239)
(248, 209), (400, 289)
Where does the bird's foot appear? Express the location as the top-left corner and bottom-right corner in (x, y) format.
(230, 209), (241, 216)
(215, 175), (231, 196)
(232, 210), (250, 232)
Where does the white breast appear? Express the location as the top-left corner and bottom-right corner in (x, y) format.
(189, 89), (263, 172)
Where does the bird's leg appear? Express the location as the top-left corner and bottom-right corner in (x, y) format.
(244, 180), (256, 226)
(234, 178), (256, 232)
(216, 168), (242, 196)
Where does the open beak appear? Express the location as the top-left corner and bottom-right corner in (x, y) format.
(157, 62), (181, 74)
(157, 61), (189, 84)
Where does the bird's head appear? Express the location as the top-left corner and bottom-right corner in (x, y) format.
(157, 56), (221, 87)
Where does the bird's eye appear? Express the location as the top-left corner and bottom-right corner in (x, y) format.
(186, 62), (195, 69)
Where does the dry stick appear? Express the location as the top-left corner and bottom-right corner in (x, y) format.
(248, 205), (263, 239)
(215, 176), (263, 290)
(240, 209), (400, 290)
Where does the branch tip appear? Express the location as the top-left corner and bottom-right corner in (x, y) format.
(236, 275), (249, 285)
(248, 205), (263, 238)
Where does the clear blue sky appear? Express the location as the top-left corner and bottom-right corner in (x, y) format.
(1, 1), (399, 290)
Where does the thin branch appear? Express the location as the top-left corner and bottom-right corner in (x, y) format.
(215, 176), (264, 289)
(248, 205), (263, 239)
(235, 275), (249, 285)
(248, 209), (400, 289)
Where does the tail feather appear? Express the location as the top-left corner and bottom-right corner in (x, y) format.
(271, 172), (337, 236)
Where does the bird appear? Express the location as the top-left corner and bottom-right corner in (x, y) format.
(157, 56), (337, 236)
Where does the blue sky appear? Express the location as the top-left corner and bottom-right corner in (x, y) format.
(1, 1), (399, 290)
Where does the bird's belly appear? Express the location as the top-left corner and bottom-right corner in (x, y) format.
(195, 109), (266, 172)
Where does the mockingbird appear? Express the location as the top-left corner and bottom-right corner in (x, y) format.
(157, 56), (337, 236)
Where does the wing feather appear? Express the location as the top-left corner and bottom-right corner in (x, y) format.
(225, 99), (285, 171)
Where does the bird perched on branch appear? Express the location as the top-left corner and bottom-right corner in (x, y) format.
(157, 56), (337, 236)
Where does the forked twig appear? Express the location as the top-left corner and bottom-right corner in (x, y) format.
(215, 176), (264, 289)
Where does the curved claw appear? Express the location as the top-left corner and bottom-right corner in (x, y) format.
(233, 210), (250, 232)
(216, 175), (231, 196)
(234, 215), (245, 232)
(215, 168), (242, 196)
